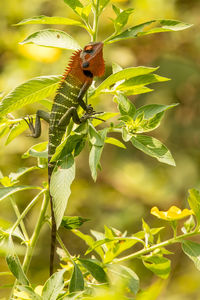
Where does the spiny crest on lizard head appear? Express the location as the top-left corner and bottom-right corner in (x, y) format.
(62, 42), (105, 83)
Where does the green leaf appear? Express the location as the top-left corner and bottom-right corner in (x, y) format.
(78, 258), (108, 283)
(74, 139), (86, 157)
(122, 86), (153, 96)
(3, 227), (25, 242)
(92, 112), (118, 127)
(142, 219), (153, 245)
(9, 166), (39, 182)
(117, 74), (170, 93)
(69, 262), (84, 293)
(0, 75), (60, 118)
(23, 141), (48, 159)
(50, 134), (85, 162)
(112, 62), (123, 73)
(188, 189), (200, 226)
(37, 157), (48, 169)
(20, 29), (80, 50)
(74, 121), (88, 134)
(122, 127), (132, 142)
(50, 155), (75, 229)
(0, 186), (41, 202)
(114, 93), (136, 117)
(135, 103), (178, 120)
(90, 66), (158, 99)
(17, 286), (42, 300)
(126, 104), (177, 134)
(113, 8), (134, 34)
(182, 240), (200, 271)
(42, 269), (66, 300)
(85, 238), (112, 255)
(88, 124), (104, 146)
(105, 19), (192, 44)
(72, 229), (104, 259)
(0, 123), (9, 139)
(105, 137), (126, 149)
(131, 135), (175, 166)
(89, 146), (103, 182)
(39, 99), (52, 110)
(15, 15), (85, 27)
(142, 255), (171, 279)
(134, 113), (164, 133)
(89, 128), (107, 181)
(112, 228), (164, 257)
(81, 4), (92, 19)
(64, 0), (89, 20)
(6, 120), (29, 145)
(112, 4), (121, 16)
(182, 215), (195, 234)
(99, 0), (110, 13)
(142, 19), (193, 35)
(85, 235), (146, 257)
(108, 264), (139, 295)
(6, 254), (29, 285)
(61, 216), (89, 230)
(105, 20), (154, 43)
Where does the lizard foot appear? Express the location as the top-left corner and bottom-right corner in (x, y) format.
(24, 116), (36, 136)
(80, 110), (105, 123)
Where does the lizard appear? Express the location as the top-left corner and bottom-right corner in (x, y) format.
(25, 42), (105, 275)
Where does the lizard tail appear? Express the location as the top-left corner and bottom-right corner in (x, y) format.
(48, 165), (56, 276)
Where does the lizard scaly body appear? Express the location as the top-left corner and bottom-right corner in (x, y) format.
(25, 42), (105, 274)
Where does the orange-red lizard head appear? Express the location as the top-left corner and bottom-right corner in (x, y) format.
(80, 42), (105, 78)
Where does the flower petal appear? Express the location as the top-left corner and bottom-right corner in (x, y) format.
(151, 206), (193, 221)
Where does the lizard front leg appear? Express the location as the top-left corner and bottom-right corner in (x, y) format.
(24, 110), (50, 138)
(77, 81), (95, 114)
(58, 82), (92, 127)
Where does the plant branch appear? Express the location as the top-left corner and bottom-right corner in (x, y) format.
(56, 233), (73, 262)
(22, 191), (49, 274)
(10, 196), (29, 241)
(11, 189), (46, 236)
(92, 0), (100, 42)
(113, 229), (200, 264)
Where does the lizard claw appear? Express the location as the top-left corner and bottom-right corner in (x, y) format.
(24, 116), (35, 136)
(86, 104), (95, 114)
(80, 110), (105, 123)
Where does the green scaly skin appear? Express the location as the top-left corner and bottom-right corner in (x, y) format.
(48, 73), (89, 275)
(24, 42), (105, 275)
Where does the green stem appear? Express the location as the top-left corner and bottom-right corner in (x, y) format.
(11, 189), (46, 236)
(113, 229), (200, 264)
(46, 220), (73, 262)
(170, 220), (177, 238)
(56, 233), (73, 262)
(10, 196), (29, 241)
(92, 0), (100, 42)
(22, 191), (49, 274)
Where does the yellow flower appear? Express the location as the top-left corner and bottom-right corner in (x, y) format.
(151, 206), (193, 221)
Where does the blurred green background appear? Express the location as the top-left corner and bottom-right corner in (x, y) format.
(0, 0), (200, 299)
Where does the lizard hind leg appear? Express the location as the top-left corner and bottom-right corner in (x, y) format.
(24, 110), (50, 138)
(58, 107), (82, 127)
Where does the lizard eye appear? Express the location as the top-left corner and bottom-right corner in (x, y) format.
(84, 45), (93, 53)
